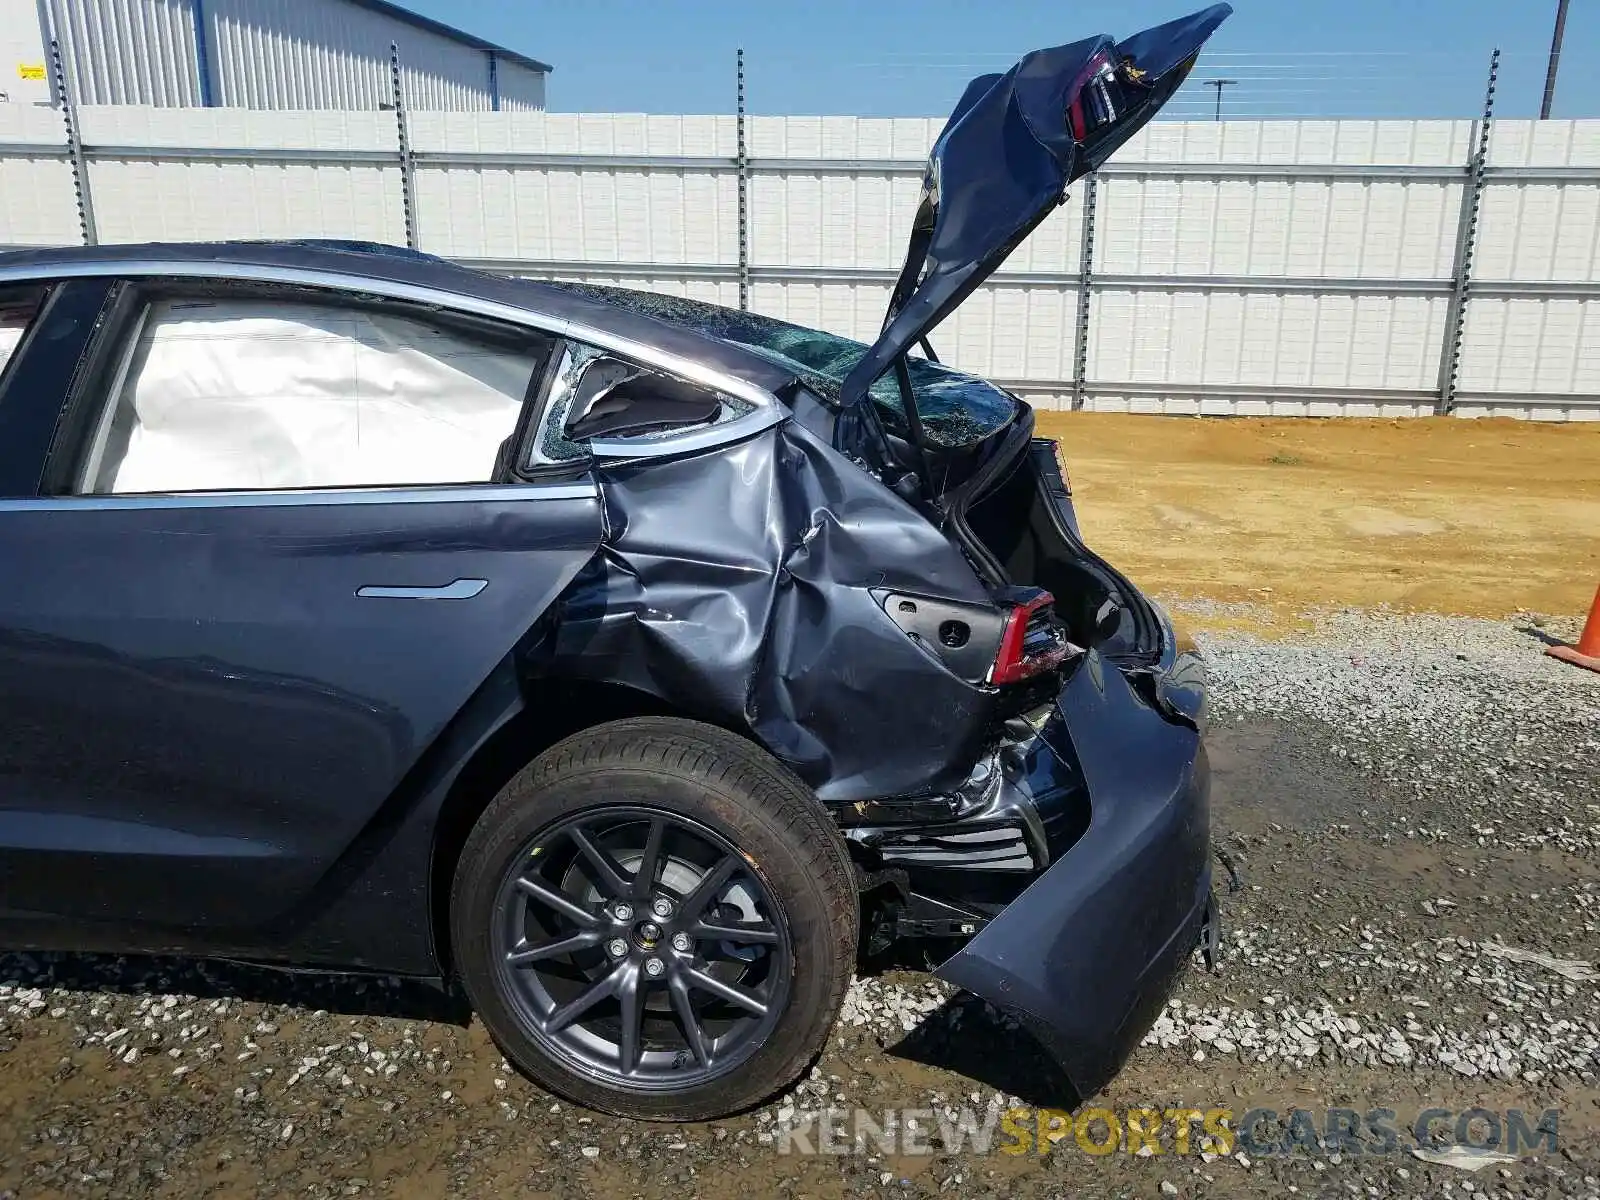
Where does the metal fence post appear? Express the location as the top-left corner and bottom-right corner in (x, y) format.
(1072, 173), (1099, 411)
(1437, 48), (1499, 416)
(736, 48), (750, 311)
(50, 38), (97, 246)
(390, 43), (419, 251)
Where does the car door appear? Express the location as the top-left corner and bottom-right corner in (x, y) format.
(0, 274), (604, 948)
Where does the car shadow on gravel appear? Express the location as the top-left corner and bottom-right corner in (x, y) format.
(885, 994), (1080, 1108)
(0, 950), (469, 1024)
(855, 944), (1079, 1105)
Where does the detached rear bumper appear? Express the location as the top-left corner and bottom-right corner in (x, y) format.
(934, 641), (1212, 1097)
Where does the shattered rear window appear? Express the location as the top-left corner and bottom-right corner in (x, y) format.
(545, 283), (1016, 450)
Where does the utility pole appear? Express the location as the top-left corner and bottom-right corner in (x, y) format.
(1540, 0), (1570, 119)
(1205, 78), (1237, 122)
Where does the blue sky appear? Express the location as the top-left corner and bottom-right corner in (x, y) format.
(408, 1), (1598, 121)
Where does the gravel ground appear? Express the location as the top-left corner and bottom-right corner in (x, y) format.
(2, 611), (1597, 1200)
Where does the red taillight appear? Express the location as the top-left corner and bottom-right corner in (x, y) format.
(1066, 51), (1116, 142)
(989, 591), (1073, 685)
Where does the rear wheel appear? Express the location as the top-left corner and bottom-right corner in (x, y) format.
(450, 717), (857, 1120)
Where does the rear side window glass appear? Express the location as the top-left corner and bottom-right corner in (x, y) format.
(77, 298), (544, 494)
(532, 343), (611, 465)
(546, 282), (1015, 450)
(525, 341), (754, 468)
(0, 286), (46, 386)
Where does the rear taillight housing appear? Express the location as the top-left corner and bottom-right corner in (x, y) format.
(1067, 51), (1120, 142)
(989, 590), (1074, 685)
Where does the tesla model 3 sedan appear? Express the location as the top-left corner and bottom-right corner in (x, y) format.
(0, 7), (1228, 1119)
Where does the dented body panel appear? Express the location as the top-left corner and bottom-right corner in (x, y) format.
(532, 420), (1003, 804)
(936, 636), (1213, 1097)
(0, 6), (1234, 1103)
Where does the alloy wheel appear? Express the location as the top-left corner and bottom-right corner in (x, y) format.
(491, 806), (792, 1090)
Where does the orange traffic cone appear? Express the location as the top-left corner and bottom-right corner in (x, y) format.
(1547, 584), (1600, 674)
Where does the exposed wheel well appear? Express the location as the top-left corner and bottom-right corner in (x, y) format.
(427, 679), (712, 980)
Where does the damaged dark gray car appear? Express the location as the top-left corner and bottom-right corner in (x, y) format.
(0, 6), (1229, 1120)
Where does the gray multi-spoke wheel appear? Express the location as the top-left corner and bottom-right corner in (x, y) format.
(492, 808), (790, 1088)
(450, 717), (857, 1121)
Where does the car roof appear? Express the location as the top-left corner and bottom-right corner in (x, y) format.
(0, 240), (798, 395)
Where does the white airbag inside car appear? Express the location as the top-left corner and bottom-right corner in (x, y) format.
(0, 320), (24, 373)
(84, 300), (537, 494)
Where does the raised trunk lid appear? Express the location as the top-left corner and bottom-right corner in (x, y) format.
(835, 5), (1231, 478)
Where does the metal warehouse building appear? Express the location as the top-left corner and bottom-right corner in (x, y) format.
(1, 0), (550, 110)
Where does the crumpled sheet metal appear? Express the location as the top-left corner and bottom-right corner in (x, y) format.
(935, 646), (1212, 1096)
(541, 420), (1000, 805)
(837, 5), (1232, 421)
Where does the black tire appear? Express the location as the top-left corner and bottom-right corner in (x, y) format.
(450, 716), (858, 1121)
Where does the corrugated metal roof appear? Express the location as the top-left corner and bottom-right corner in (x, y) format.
(48, 0), (205, 107)
(343, 0), (551, 74)
(492, 58), (548, 113)
(206, 0), (505, 111)
(40, 0), (548, 111)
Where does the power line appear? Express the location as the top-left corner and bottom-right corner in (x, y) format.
(835, 50), (1548, 64)
(747, 46), (1547, 121)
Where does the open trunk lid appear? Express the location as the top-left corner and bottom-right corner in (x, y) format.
(835, 5), (1231, 480)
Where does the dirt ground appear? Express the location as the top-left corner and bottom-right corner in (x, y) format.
(1034, 413), (1600, 628)
(5, 629), (1596, 1200)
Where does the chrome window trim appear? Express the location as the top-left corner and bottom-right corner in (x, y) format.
(526, 344), (764, 466)
(585, 417), (771, 459)
(0, 482), (598, 512)
(0, 259), (787, 460)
